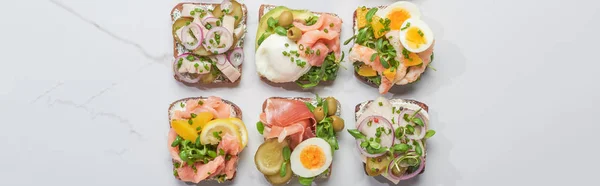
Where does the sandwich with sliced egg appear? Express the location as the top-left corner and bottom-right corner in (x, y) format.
(168, 96), (248, 183)
(347, 1), (436, 94)
(347, 97), (436, 184)
(254, 96), (344, 185)
(170, 0), (246, 86)
(255, 5), (343, 88)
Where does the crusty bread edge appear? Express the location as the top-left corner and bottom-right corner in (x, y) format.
(354, 99), (428, 178)
(170, 2), (247, 85)
(167, 96), (243, 182)
(260, 96), (339, 179)
(256, 4), (341, 87)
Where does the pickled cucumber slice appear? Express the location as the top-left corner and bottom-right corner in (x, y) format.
(265, 161), (292, 185)
(255, 138), (288, 175)
(365, 155), (391, 176)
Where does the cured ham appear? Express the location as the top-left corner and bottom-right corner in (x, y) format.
(262, 98), (316, 149)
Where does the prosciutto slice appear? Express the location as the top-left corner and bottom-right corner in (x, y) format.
(262, 98), (316, 149)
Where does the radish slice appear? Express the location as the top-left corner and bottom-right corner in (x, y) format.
(227, 47), (244, 67)
(173, 53), (201, 83)
(356, 116), (395, 157)
(180, 23), (203, 50)
(202, 26), (233, 54)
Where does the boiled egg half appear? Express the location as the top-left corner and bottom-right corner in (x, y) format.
(399, 18), (434, 53)
(375, 1), (421, 30)
(290, 138), (333, 178)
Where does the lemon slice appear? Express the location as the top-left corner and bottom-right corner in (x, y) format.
(227, 118), (248, 149)
(200, 119), (242, 145)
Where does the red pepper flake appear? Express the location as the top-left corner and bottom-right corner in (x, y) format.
(374, 117), (379, 123)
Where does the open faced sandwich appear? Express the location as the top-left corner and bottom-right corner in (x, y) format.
(168, 96), (248, 183)
(171, 0), (247, 85)
(347, 1), (436, 94)
(254, 96), (344, 185)
(255, 5), (343, 88)
(347, 97), (436, 184)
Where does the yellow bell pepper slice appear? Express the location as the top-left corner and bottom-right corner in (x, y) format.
(356, 7), (370, 29)
(190, 112), (214, 131)
(383, 68), (397, 81)
(357, 65), (378, 77)
(371, 16), (388, 39)
(171, 119), (199, 141)
(403, 52), (423, 67)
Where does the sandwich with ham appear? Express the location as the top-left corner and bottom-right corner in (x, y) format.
(170, 0), (247, 86)
(347, 97), (436, 184)
(254, 96), (344, 185)
(167, 96), (248, 183)
(255, 5), (343, 88)
(346, 1), (436, 94)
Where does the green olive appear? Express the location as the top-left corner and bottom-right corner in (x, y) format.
(278, 11), (293, 27)
(331, 115), (345, 132)
(287, 27), (302, 41)
(212, 5), (224, 18)
(325, 97), (338, 116)
(313, 107), (325, 122)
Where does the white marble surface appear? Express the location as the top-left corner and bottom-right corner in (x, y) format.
(1, 0), (600, 186)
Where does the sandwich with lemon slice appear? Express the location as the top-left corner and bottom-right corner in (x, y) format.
(167, 96), (248, 183)
(347, 1), (436, 94)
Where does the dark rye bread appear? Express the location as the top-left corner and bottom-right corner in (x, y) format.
(257, 5), (341, 87)
(168, 97), (242, 182)
(354, 99), (428, 177)
(260, 97), (338, 179)
(170, 2), (247, 85)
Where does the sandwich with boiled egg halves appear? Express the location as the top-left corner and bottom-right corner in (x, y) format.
(255, 5), (344, 88)
(347, 97), (436, 184)
(170, 0), (247, 86)
(254, 96), (345, 185)
(347, 1), (436, 94)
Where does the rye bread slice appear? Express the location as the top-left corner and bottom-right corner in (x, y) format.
(256, 5), (342, 88)
(260, 97), (341, 179)
(170, 2), (247, 86)
(168, 97), (243, 182)
(354, 99), (428, 177)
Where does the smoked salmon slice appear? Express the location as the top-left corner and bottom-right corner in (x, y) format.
(173, 96), (231, 120)
(168, 129), (182, 163)
(217, 133), (241, 155)
(224, 155), (238, 179)
(177, 156), (225, 183)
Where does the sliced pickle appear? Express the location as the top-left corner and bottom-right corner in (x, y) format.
(264, 162), (292, 185)
(231, 0), (243, 26)
(255, 138), (288, 176)
(365, 155), (392, 176)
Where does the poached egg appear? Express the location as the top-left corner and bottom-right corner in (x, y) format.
(255, 35), (311, 83)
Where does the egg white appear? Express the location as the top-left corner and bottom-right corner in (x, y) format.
(255, 35), (312, 83)
(290, 138), (333, 178)
(399, 18), (434, 53)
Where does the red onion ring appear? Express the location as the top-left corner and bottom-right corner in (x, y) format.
(173, 53), (201, 83)
(213, 54), (228, 65)
(355, 116), (395, 157)
(398, 109), (428, 140)
(227, 47), (244, 67)
(180, 23), (203, 50)
(202, 26), (233, 54)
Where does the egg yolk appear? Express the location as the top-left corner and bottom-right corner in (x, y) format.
(300, 145), (326, 170)
(405, 27), (427, 49)
(387, 8), (411, 30)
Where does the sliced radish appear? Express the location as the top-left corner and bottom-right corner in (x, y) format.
(227, 47), (244, 67)
(355, 116), (395, 157)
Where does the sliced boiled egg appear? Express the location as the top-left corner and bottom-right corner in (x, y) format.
(290, 138), (333, 178)
(399, 18), (434, 53)
(255, 35), (312, 83)
(375, 1), (421, 30)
